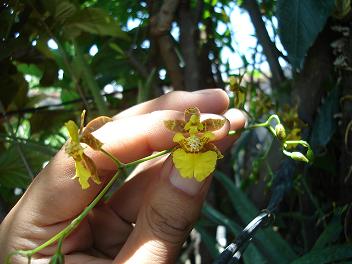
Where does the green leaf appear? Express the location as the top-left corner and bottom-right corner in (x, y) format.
(310, 86), (340, 152)
(63, 8), (129, 39)
(291, 244), (352, 264)
(195, 224), (220, 259)
(53, 1), (77, 25)
(16, 63), (43, 78)
(277, 0), (335, 69)
(0, 146), (47, 188)
(214, 171), (297, 263)
(312, 216), (343, 250)
(202, 204), (266, 264)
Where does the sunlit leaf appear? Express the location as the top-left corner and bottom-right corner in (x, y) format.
(63, 8), (129, 39)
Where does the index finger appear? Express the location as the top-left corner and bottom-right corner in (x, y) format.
(114, 89), (229, 119)
(7, 89), (231, 225)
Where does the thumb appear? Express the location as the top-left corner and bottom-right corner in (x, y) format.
(114, 157), (210, 264)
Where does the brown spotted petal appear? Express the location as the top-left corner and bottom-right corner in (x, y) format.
(82, 153), (101, 185)
(184, 106), (201, 122)
(201, 118), (226, 132)
(164, 120), (187, 132)
(203, 143), (224, 159)
(80, 116), (112, 150)
(80, 133), (103, 150)
(84, 116), (113, 134)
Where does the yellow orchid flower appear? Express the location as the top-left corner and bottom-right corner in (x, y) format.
(65, 111), (112, 189)
(164, 107), (225, 182)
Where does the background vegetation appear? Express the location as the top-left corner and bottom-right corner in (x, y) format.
(0, 0), (351, 263)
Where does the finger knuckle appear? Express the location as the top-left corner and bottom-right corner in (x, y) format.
(145, 204), (192, 245)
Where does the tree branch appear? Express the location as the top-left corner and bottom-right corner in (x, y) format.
(179, 0), (200, 91)
(150, 0), (180, 36)
(150, 0), (185, 90)
(158, 34), (185, 90)
(242, 0), (285, 85)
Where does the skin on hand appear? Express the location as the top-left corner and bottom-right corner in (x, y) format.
(0, 89), (246, 264)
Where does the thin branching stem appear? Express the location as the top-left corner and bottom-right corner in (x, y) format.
(6, 148), (173, 262)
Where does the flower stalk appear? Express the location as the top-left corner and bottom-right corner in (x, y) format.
(5, 147), (171, 263)
(6, 110), (313, 263)
(228, 114), (313, 164)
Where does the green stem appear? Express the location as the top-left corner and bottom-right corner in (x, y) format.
(7, 149), (172, 261)
(123, 149), (172, 168)
(228, 114), (281, 136)
(101, 148), (124, 167)
(284, 140), (309, 147)
(8, 169), (121, 260)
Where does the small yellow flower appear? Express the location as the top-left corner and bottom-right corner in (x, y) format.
(65, 111), (112, 189)
(279, 105), (306, 149)
(164, 107), (225, 182)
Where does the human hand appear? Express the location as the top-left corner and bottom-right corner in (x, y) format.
(0, 89), (246, 264)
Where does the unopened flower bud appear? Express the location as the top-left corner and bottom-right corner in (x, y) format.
(289, 151), (309, 163)
(275, 124), (286, 141)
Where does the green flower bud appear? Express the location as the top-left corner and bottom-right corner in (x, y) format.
(289, 151), (309, 163)
(275, 124), (286, 141)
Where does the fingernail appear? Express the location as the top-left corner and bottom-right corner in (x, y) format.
(170, 167), (204, 196)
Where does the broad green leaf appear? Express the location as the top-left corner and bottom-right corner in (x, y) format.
(195, 224), (220, 259)
(53, 1), (77, 25)
(16, 63), (43, 78)
(312, 216), (343, 250)
(202, 204), (266, 264)
(0, 146), (48, 188)
(214, 171), (297, 263)
(277, 0), (335, 69)
(310, 86), (340, 152)
(291, 244), (352, 264)
(63, 8), (129, 39)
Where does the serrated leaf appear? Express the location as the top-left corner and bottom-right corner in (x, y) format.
(277, 0), (335, 69)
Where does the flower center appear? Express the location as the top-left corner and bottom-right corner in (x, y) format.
(185, 135), (202, 152)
